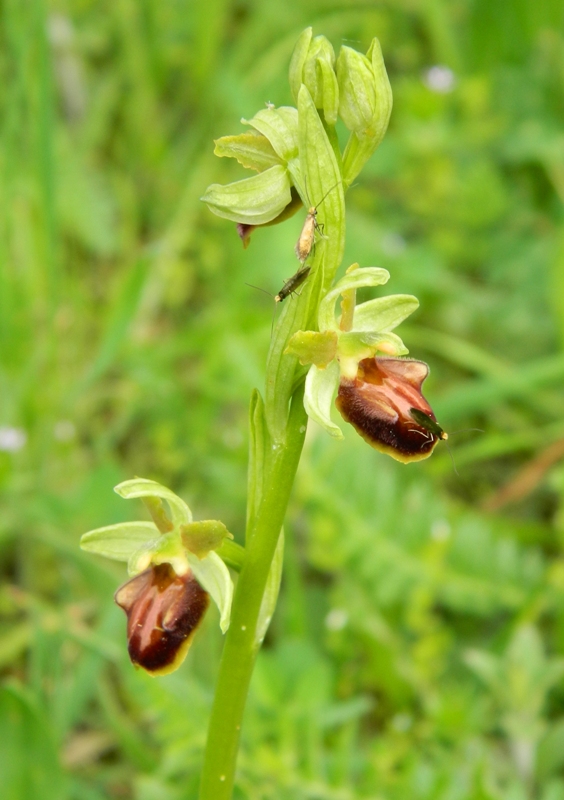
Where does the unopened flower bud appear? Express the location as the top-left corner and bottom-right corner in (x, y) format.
(289, 29), (339, 125)
(337, 46), (377, 136)
(338, 38), (393, 185)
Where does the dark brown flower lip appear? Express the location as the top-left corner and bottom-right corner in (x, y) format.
(115, 563), (209, 676)
(335, 357), (442, 463)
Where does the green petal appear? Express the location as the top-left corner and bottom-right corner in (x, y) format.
(80, 521), (159, 562)
(180, 520), (233, 559)
(318, 267), (390, 331)
(188, 551), (233, 634)
(201, 165), (292, 225)
(214, 132), (282, 172)
(114, 478), (192, 526)
(304, 361), (343, 439)
(352, 294), (419, 332)
(241, 107), (299, 164)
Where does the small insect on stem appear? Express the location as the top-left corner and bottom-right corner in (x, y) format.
(274, 265), (311, 303)
(295, 181), (341, 263)
(245, 265), (312, 337)
(409, 408), (448, 440)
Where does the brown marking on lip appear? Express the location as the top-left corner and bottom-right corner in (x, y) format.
(115, 563), (209, 676)
(336, 357), (441, 463)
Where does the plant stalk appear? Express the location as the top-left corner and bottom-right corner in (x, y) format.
(199, 387), (307, 800)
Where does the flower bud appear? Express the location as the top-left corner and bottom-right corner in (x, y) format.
(338, 39), (393, 185)
(335, 357), (442, 463)
(115, 563), (209, 676)
(289, 29), (339, 125)
(336, 46), (377, 136)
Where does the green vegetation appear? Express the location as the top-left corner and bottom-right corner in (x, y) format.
(2, 2), (564, 799)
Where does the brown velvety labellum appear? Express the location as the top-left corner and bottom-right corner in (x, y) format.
(336, 357), (441, 463)
(115, 563), (209, 676)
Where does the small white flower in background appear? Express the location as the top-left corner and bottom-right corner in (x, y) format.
(54, 420), (76, 441)
(381, 232), (407, 257)
(325, 608), (349, 631)
(422, 65), (456, 94)
(431, 519), (451, 542)
(391, 713), (413, 733)
(0, 427), (27, 452)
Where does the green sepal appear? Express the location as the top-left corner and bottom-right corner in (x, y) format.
(241, 107), (299, 164)
(318, 267), (390, 331)
(285, 329), (338, 367)
(304, 361), (343, 439)
(289, 27), (313, 102)
(367, 37), (394, 142)
(201, 165), (292, 225)
(187, 551), (233, 633)
(114, 478), (192, 526)
(180, 520), (233, 559)
(80, 521), (159, 563)
(316, 55), (339, 125)
(352, 294), (420, 332)
(255, 531), (284, 645)
(301, 36), (339, 126)
(336, 46), (376, 137)
(214, 132), (282, 172)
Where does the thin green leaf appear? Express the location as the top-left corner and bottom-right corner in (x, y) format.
(255, 531), (284, 645)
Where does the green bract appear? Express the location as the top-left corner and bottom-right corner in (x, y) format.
(287, 265), (419, 439)
(80, 478), (235, 634)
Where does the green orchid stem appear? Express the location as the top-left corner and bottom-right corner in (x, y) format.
(199, 387), (307, 800)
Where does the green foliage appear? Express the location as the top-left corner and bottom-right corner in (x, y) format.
(1, 1), (564, 799)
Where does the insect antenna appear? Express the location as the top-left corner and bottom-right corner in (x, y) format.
(245, 282), (273, 298)
(245, 283), (278, 336)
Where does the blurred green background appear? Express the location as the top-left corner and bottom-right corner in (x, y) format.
(2, 1), (564, 798)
